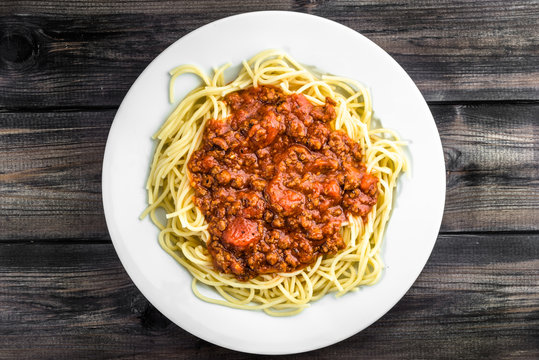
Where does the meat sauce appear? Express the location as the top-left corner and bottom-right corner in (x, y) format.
(188, 86), (378, 280)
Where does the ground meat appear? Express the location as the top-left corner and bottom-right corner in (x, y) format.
(188, 86), (378, 281)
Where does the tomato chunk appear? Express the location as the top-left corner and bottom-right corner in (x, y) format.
(266, 179), (305, 216)
(324, 179), (341, 200)
(360, 173), (378, 196)
(222, 217), (260, 248)
(248, 110), (281, 147)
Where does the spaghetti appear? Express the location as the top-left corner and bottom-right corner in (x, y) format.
(141, 50), (407, 316)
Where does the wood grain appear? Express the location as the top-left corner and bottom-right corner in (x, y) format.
(0, 233), (536, 359)
(433, 104), (539, 232)
(1, 104), (537, 241)
(0, 0), (537, 109)
(0, 110), (112, 240)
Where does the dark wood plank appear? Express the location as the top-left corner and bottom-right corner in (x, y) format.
(0, 0), (537, 109)
(433, 104), (539, 232)
(0, 110), (113, 240)
(0, 233), (537, 359)
(0, 104), (537, 241)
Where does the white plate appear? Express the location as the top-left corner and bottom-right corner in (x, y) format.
(102, 11), (445, 355)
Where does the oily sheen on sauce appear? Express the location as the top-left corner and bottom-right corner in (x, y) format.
(188, 86), (378, 280)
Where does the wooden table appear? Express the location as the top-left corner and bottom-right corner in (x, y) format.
(1, 1), (537, 358)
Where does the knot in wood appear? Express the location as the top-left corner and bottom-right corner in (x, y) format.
(0, 27), (37, 67)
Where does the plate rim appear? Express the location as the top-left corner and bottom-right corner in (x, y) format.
(102, 10), (446, 355)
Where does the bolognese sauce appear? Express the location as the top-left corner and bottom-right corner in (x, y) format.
(188, 86), (378, 280)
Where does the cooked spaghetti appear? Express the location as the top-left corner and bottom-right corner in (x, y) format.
(141, 50), (407, 316)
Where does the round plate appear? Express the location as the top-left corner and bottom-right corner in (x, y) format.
(102, 11), (445, 355)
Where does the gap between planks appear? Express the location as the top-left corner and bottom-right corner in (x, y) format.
(0, 230), (537, 245)
(1, 100), (539, 113)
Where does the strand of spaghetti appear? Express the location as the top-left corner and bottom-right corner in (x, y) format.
(211, 63), (231, 87)
(140, 184), (170, 219)
(168, 65), (211, 103)
(191, 280), (299, 311)
(215, 285), (256, 305)
(158, 86), (235, 139)
(254, 70), (310, 86)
